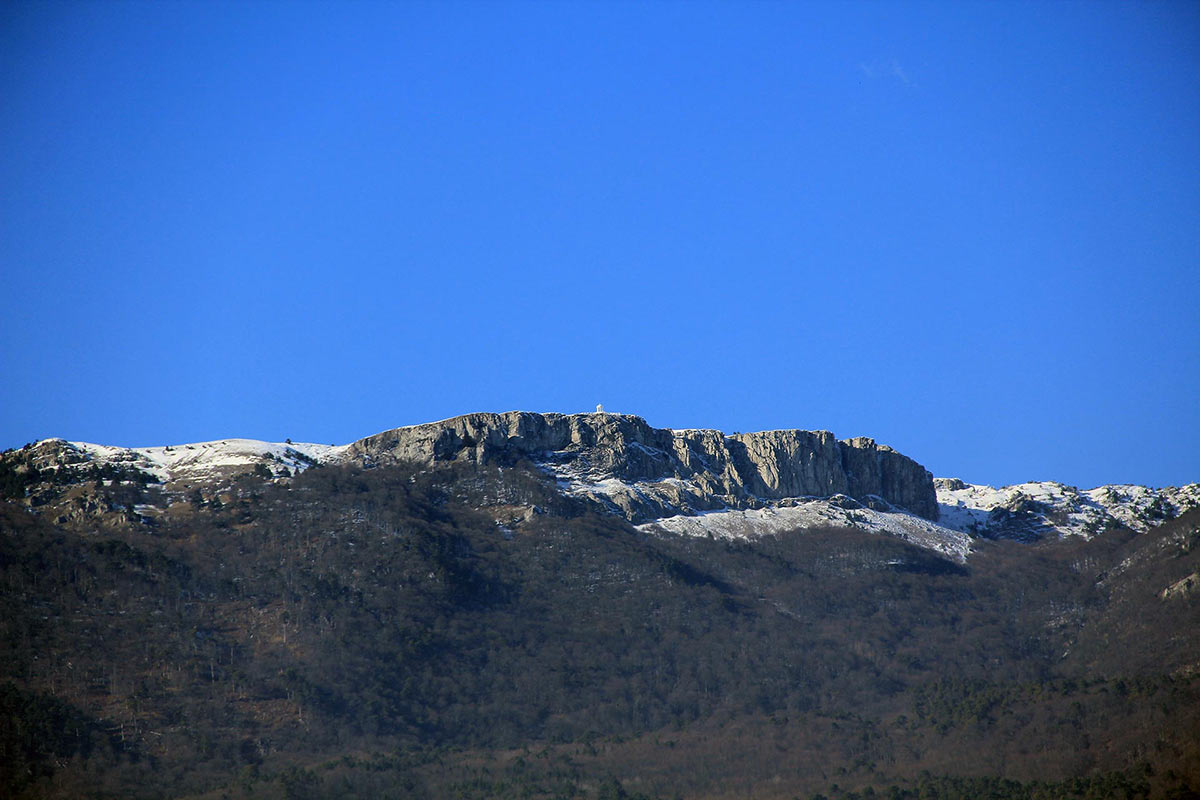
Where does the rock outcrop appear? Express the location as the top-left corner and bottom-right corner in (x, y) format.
(935, 478), (1200, 541)
(1161, 572), (1200, 601)
(345, 412), (939, 522)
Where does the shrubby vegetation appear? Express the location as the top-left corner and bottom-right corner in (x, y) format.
(0, 460), (1198, 798)
(0, 456), (39, 500)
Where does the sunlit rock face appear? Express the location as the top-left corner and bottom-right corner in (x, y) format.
(346, 411), (939, 522)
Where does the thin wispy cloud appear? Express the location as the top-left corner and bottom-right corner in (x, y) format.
(859, 59), (915, 87)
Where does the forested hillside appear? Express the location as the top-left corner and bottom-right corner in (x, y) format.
(1, 458), (1198, 799)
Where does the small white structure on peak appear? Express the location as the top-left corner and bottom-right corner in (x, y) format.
(596, 404), (605, 414)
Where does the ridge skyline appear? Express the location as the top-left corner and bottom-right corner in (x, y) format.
(9, 409), (1198, 556)
(22, 407), (1196, 496)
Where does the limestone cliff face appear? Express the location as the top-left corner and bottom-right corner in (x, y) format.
(346, 412), (939, 522)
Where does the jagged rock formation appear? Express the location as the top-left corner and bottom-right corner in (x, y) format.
(346, 411), (939, 522)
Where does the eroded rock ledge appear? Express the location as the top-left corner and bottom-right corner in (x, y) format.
(346, 412), (938, 521)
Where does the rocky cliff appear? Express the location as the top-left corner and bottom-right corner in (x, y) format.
(10, 413), (1196, 557)
(345, 412), (939, 522)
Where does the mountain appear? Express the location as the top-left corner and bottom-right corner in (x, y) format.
(7, 411), (1196, 556)
(2, 412), (1199, 799)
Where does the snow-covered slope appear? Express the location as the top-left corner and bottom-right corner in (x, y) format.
(547, 462), (972, 560)
(551, 464), (1199, 559)
(639, 501), (972, 562)
(31, 438), (347, 485)
(935, 478), (1200, 540)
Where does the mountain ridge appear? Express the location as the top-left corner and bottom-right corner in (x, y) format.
(346, 411), (939, 521)
(4, 410), (1197, 553)
(3, 413), (1200, 799)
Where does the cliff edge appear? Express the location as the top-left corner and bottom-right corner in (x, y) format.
(345, 411), (939, 522)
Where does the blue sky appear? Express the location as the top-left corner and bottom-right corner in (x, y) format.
(2, 0), (1198, 489)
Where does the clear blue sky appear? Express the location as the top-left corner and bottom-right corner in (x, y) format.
(2, 0), (1198, 489)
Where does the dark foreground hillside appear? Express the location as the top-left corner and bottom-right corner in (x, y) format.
(1, 460), (1198, 799)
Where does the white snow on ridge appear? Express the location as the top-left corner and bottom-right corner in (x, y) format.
(935, 478), (1200, 538)
(934, 482), (1008, 533)
(65, 438), (349, 483)
(639, 503), (972, 562)
(560, 467), (1199, 560)
(41, 429), (1197, 560)
(545, 458), (973, 560)
(1083, 483), (1200, 530)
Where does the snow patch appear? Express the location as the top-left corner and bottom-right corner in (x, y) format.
(935, 479), (1200, 539)
(639, 503), (971, 562)
(65, 439), (349, 484)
